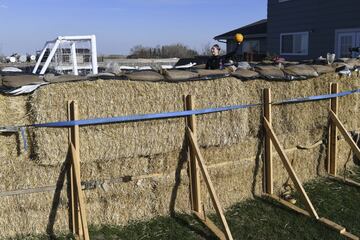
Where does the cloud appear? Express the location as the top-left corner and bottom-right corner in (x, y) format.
(0, 4), (7, 8)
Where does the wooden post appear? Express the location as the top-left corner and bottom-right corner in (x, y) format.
(185, 95), (201, 213)
(263, 118), (319, 219)
(68, 101), (82, 237)
(68, 101), (89, 240)
(263, 88), (273, 194)
(70, 144), (90, 240)
(186, 127), (234, 240)
(329, 83), (338, 175)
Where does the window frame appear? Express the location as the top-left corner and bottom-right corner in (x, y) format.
(280, 31), (309, 56)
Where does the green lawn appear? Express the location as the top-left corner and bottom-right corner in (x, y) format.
(12, 167), (360, 240)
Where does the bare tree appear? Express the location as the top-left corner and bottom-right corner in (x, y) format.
(201, 42), (213, 56)
(128, 43), (198, 59)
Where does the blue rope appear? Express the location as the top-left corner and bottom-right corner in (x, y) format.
(12, 87), (360, 129)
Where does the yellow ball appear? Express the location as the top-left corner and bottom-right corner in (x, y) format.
(235, 33), (244, 43)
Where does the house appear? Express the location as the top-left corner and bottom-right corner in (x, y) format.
(215, 0), (360, 60)
(214, 19), (267, 60)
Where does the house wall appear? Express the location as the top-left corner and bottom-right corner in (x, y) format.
(226, 38), (267, 55)
(267, 0), (360, 60)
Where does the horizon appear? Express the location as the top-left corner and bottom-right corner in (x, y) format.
(0, 0), (267, 56)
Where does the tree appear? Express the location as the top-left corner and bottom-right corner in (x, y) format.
(128, 43), (199, 59)
(201, 42), (213, 56)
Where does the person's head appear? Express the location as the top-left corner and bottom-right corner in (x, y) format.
(210, 44), (221, 56)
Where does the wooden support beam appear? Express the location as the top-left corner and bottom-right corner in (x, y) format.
(263, 194), (310, 217)
(68, 101), (89, 240)
(263, 88), (273, 194)
(264, 194), (359, 240)
(185, 95), (201, 213)
(263, 118), (319, 219)
(329, 83), (338, 175)
(186, 127), (233, 240)
(328, 174), (360, 188)
(329, 110), (360, 161)
(193, 211), (227, 240)
(70, 144), (90, 240)
(68, 101), (82, 237)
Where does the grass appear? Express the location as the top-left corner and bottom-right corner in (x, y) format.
(11, 166), (360, 240)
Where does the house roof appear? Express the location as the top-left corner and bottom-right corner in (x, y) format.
(214, 19), (267, 41)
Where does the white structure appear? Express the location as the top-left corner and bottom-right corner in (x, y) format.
(33, 35), (98, 75)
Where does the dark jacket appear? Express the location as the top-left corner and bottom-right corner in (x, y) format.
(205, 44), (240, 70)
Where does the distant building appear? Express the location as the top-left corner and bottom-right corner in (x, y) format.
(215, 0), (360, 60)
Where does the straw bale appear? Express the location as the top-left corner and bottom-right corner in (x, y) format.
(311, 65), (335, 74)
(283, 64), (319, 78)
(162, 70), (199, 81)
(254, 65), (286, 80)
(0, 72), (360, 238)
(196, 69), (230, 77)
(28, 78), (249, 166)
(231, 69), (260, 80)
(125, 71), (164, 81)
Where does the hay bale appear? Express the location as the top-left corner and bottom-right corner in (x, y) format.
(2, 74), (44, 88)
(162, 70), (199, 81)
(231, 69), (260, 80)
(43, 74), (88, 83)
(254, 65), (286, 80)
(311, 65), (335, 74)
(1, 73), (360, 238)
(196, 69), (230, 77)
(283, 64), (319, 78)
(125, 71), (164, 82)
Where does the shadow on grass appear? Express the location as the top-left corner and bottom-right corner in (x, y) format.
(11, 174), (360, 240)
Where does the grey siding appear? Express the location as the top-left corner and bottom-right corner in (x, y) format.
(226, 38), (267, 55)
(267, 0), (360, 60)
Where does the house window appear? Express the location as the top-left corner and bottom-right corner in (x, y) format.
(335, 29), (360, 58)
(280, 32), (309, 55)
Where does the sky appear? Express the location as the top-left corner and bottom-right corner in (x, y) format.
(0, 0), (267, 56)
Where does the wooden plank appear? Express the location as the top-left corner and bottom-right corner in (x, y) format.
(330, 110), (360, 161)
(183, 95), (194, 209)
(263, 194), (310, 217)
(68, 101), (78, 235)
(186, 127), (233, 240)
(186, 95), (201, 213)
(319, 217), (346, 233)
(265, 194), (360, 240)
(342, 231), (360, 240)
(71, 144), (90, 240)
(193, 211), (226, 240)
(263, 118), (319, 219)
(329, 83), (338, 175)
(263, 88), (273, 194)
(328, 174), (360, 188)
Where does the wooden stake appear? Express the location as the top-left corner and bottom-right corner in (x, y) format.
(68, 101), (89, 240)
(186, 127), (233, 240)
(70, 144), (90, 240)
(193, 211), (227, 240)
(68, 101), (82, 237)
(185, 95), (201, 213)
(263, 118), (319, 219)
(329, 83), (338, 175)
(263, 88), (273, 194)
(329, 110), (360, 161)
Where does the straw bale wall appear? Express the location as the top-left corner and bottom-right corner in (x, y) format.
(0, 73), (359, 237)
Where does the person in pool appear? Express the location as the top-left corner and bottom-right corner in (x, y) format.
(205, 43), (241, 70)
